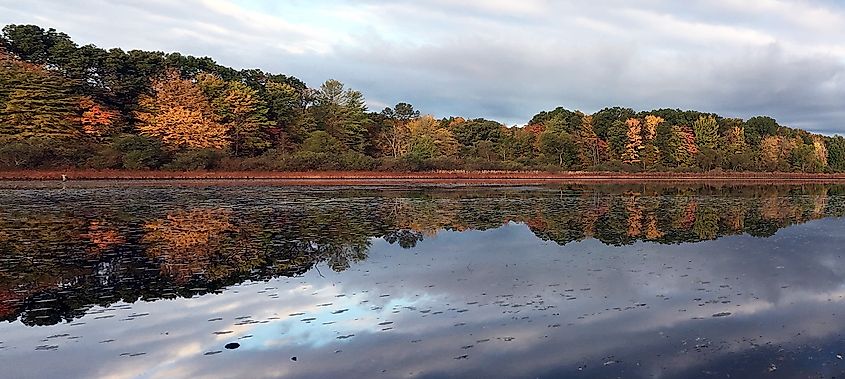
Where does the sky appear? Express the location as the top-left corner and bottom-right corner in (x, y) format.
(1, 0), (845, 134)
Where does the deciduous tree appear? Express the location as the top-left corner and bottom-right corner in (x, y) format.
(135, 70), (228, 149)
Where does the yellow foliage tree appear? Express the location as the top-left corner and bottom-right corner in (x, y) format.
(643, 115), (663, 141)
(622, 118), (642, 164)
(760, 136), (797, 171)
(723, 126), (746, 154)
(642, 115), (663, 167)
(135, 70), (228, 149)
(813, 136), (828, 167)
(406, 115), (459, 158)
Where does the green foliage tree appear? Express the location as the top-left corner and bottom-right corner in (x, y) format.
(313, 79), (369, 152)
(692, 116), (719, 150)
(827, 136), (845, 172)
(745, 116), (779, 147)
(539, 129), (576, 167)
(0, 55), (81, 141)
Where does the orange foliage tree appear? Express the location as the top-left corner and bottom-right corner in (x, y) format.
(79, 96), (119, 139)
(135, 70), (229, 149)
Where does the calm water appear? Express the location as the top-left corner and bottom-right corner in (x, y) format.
(1, 182), (845, 378)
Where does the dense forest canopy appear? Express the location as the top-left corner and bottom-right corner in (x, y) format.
(2, 24), (844, 172)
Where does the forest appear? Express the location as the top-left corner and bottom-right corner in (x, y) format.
(2, 24), (845, 173)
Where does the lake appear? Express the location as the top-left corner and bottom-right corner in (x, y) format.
(1, 182), (845, 378)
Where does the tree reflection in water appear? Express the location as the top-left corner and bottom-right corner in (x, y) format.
(0, 184), (842, 326)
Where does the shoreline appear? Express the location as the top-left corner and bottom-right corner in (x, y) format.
(3, 170), (845, 185)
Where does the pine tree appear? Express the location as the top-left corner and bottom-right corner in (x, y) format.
(692, 116), (718, 150)
(313, 79), (369, 152)
(0, 53), (81, 140)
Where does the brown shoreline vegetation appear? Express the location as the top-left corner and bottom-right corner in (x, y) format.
(4, 170), (845, 185)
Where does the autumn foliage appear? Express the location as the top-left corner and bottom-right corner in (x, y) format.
(1, 23), (845, 173)
(135, 70), (229, 149)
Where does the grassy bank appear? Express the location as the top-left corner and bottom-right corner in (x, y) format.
(3, 170), (845, 185)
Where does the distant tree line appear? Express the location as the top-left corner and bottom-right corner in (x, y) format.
(2, 24), (844, 172)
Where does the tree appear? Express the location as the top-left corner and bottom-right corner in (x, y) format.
(379, 119), (411, 158)
(692, 116), (718, 150)
(222, 82), (271, 155)
(265, 81), (306, 149)
(643, 115), (662, 141)
(539, 129), (576, 167)
(498, 126), (536, 161)
(135, 70), (228, 149)
(622, 118), (642, 164)
(301, 130), (344, 154)
(745, 116), (779, 146)
(641, 115), (663, 168)
(827, 136), (845, 172)
(606, 120), (629, 159)
(198, 74), (271, 156)
(577, 114), (606, 167)
(760, 135), (796, 171)
(450, 118), (502, 150)
(790, 142), (818, 172)
(312, 79), (369, 152)
(1, 24), (75, 66)
(0, 54), (81, 141)
(378, 103), (420, 158)
(406, 115), (458, 158)
(391, 102), (420, 123)
(723, 125), (746, 154)
(79, 96), (119, 139)
(668, 126), (698, 167)
(812, 136), (828, 168)
(592, 106), (635, 140)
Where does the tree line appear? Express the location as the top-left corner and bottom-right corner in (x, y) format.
(2, 24), (845, 172)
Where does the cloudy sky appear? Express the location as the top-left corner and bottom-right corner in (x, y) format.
(2, 0), (845, 134)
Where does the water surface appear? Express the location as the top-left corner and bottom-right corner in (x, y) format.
(1, 182), (845, 378)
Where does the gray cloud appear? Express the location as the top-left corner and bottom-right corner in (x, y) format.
(1, 0), (844, 133)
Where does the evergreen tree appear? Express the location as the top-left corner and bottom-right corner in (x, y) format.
(0, 55), (80, 140)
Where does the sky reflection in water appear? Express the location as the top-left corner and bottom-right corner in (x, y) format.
(1, 183), (845, 378)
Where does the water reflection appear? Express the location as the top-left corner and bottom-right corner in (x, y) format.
(1, 183), (844, 378)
